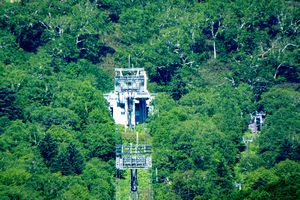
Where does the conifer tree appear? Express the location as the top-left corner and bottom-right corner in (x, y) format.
(67, 142), (84, 175)
(39, 133), (58, 166)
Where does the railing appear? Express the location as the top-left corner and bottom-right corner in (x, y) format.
(116, 144), (152, 169)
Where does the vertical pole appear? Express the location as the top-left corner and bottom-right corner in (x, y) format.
(130, 169), (138, 200)
(116, 168), (120, 200)
(128, 97), (133, 128)
(132, 96), (136, 127)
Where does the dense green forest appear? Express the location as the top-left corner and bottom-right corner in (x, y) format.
(0, 0), (299, 199)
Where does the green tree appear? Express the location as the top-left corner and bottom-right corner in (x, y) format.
(53, 143), (84, 175)
(257, 87), (300, 166)
(39, 133), (58, 166)
(235, 160), (300, 200)
(30, 106), (80, 130)
(0, 86), (21, 120)
(81, 158), (115, 199)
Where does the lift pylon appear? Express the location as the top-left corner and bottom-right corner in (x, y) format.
(116, 143), (152, 199)
(107, 68), (153, 200)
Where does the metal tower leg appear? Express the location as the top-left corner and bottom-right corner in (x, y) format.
(128, 97), (134, 128)
(130, 169), (139, 200)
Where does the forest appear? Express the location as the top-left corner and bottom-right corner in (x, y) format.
(0, 0), (299, 199)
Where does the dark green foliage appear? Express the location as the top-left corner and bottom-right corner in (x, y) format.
(17, 22), (47, 52)
(234, 160), (300, 200)
(83, 124), (119, 161)
(53, 143), (84, 175)
(82, 158), (115, 198)
(77, 34), (115, 64)
(0, 117), (11, 134)
(150, 85), (253, 198)
(0, 1), (118, 198)
(67, 143), (84, 174)
(0, 0), (299, 199)
(0, 86), (20, 120)
(276, 139), (300, 162)
(39, 133), (58, 165)
(257, 88), (300, 166)
(30, 107), (80, 130)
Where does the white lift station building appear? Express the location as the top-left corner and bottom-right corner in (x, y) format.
(104, 68), (155, 127)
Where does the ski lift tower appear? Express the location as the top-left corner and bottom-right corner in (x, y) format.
(104, 68), (154, 200)
(116, 144), (152, 200)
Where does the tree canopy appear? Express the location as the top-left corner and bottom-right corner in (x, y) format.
(0, 0), (299, 199)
